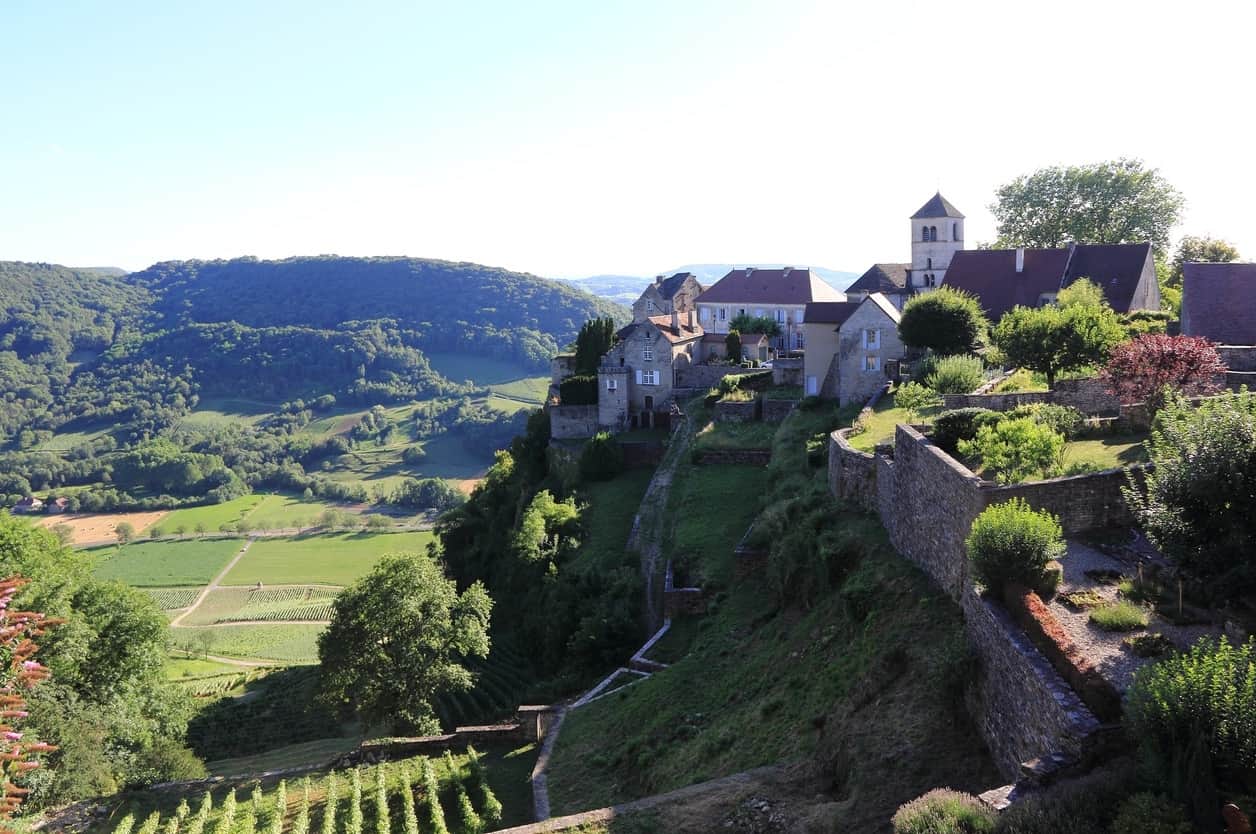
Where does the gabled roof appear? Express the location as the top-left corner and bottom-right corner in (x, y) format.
(646, 314), (703, 344)
(864, 292), (903, 324)
(695, 267), (844, 305)
(654, 272), (701, 300)
(846, 263), (910, 295)
(942, 243), (1153, 319)
(803, 301), (862, 325)
(911, 192), (964, 219)
(1182, 262), (1256, 345)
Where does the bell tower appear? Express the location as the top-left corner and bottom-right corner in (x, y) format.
(909, 192), (965, 293)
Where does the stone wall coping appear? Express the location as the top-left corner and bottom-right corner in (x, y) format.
(896, 424), (986, 486)
(980, 463), (1149, 491)
(832, 427), (875, 459)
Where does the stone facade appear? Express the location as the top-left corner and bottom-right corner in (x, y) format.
(835, 301), (904, 406)
(761, 398), (798, 422)
(549, 405), (600, 440)
(941, 378), (1121, 417)
(632, 273), (704, 323)
(770, 357), (803, 387)
(675, 363), (742, 390)
(602, 314), (702, 428)
(597, 366), (630, 430)
(550, 353), (577, 387)
(714, 397), (760, 423)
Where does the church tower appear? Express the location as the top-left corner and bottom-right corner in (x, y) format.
(908, 192), (965, 293)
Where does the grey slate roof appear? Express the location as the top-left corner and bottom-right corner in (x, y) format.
(847, 263), (910, 295)
(1182, 262), (1256, 345)
(695, 267), (844, 305)
(656, 272), (699, 300)
(911, 192), (964, 219)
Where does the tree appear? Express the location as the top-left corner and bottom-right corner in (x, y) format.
(893, 382), (941, 421)
(115, 522), (135, 544)
(318, 553), (492, 734)
(573, 317), (616, 376)
(1169, 235), (1240, 287)
(725, 329), (742, 362)
(728, 314), (782, 338)
(990, 159), (1184, 255)
(50, 523), (74, 545)
(959, 417), (1065, 484)
(991, 301), (1126, 387)
(1101, 334), (1224, 407)
(390, 478), (464, 512)
(898, 287), (988, 356)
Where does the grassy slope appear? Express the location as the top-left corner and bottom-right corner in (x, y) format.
(244, 494), (360, 529)
(546, 406), (999, 829)
(170, 623), (325, 663)
(161, 495), (266, 531)
(92, 538), (243, 585)
(222, 531), (435, 585)
(572, 468), (656, 572)
(847, 389), (941, 451)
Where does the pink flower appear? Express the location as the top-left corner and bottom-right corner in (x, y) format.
(4, 732), (22, 741)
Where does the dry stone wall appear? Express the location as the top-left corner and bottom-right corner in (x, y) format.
(771, 357), (803, 386)
(942, 377), (1120, 417)
(549, 405), (600, 439)
(714, 398), (760, 422)
(762, 398), (798, 422)
(676, 364), (741, 389)
(827, 429), (877, 511)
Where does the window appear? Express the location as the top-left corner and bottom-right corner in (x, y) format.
(642, 344), (654, 362)
(606, 377), (618, 391)
(921, 226), (929, 242)
(646, 299), (655, 313)
(806, 376), (818, 396)
(719, 308), (727, 321)
(738, 308), (747, 318)
(925, 273), (937, 288)
(775, 308), (785, 323)
(864, 355), (881, 372)
(926, 257), (932, 269)
(640, 370), (660, 386)
(863, 328), (880, 349)
(953, 222), (960, 241)
(930, 226), (938, 242)
(700, 307), (710, 321)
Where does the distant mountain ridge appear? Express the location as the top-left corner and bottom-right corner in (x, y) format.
(559, 264), (861, 305)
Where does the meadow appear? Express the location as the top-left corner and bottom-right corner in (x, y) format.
(171, 623), (325, 663)
(92, 538), (244, 586)
(244, 493), (359, 529)
(222, 530), (436, 585)
(160, 494), (265, 531)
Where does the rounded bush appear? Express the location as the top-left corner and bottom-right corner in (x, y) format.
(1006, 403), (1084, 440)
(965, 498), (1065, 595)
(891, 788), (996, 834)
(1109, 793), (1193, 834)
(932, 408), (995, 453)
(925, 354), (986, 395)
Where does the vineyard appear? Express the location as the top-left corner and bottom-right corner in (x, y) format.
(220, 587), (341, 624)
(99, 747), (526, 834)
(146, 588), (202, 610)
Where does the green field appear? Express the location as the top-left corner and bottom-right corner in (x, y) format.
(35, 420), (116, 452)
(322, 434), (486, 494)
(244, 493), (355, 529)
(92, 538), (243, 586)
(160, 494), (265, 531)
(222, 530), (436, 585)
(171, 623), (325, 663)
(143, 587), (202, 610)
(487, 376), (548, 402)
(425, 351), (542, 385)
(177, 398), (275, 430)
(165, 655), (249, 680)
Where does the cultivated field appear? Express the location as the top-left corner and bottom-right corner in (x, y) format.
(92, 538), (244, 586)
(171, 623), (325, 664)
(159, 494), (265, 532)
(222, 530), (435, 585)
(37, 510), (169, 544)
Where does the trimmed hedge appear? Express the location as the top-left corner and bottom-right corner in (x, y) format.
(559, 374), (598, 405)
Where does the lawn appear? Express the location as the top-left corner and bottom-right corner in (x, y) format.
(244, 493), (350, 530)
(846, 390), (941, 452)
(691, 420), (777, 453)
(572, 468), (656, 573)
(1062, 434), (1148, 471)
(222, 530), (436, 585)
(170, 623), (325, 663)
(664, 463), (769, 589)
(92, 538), (243, 586)
(160, 494), (265, 532)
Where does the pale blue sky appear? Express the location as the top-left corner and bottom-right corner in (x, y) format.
(2, 0), (1253, 277)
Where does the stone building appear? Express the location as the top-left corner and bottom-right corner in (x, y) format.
(598, 311), (703, 429)
(694, 267), (843, 352)
(1181, 262), (1256, 345)
(631, 272), (704, 323)
(802, 293), (903, 405)
(845, 192), (966, 307)
(943, 242), (1161, 320)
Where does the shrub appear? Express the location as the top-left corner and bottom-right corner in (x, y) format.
(578, 432), (624, 482)
(965, 498), (1065, 595)
(1124, 633), (1174, 658)
(895, 381), (942, 420)
(924, 354), (986, 394)
(931, 408), (995, 454)
(891, 788), (996, 834)
(958, 417), (1064, 483)
(1109, 793), (1193, 834)
(992, 764), (1135, 834)
(899, 287), (990, 356)
(1102, 333), (1224, 407)
(559, 374), (598, 405)
(718, 371), (772, 395)
(992, 302), (1126, 388)
(455, 787), (482, 834)
(1128, 391), (1256, 596)
(1007, 403), (1084, 439)
(1088, 600), (1148, 632)
(725, 330), (742, 361)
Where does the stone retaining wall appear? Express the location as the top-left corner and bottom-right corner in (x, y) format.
(943, 377), (1120, 417)
(1220, 345), (1256, 372)
(827, 429), (878, 512)
(991, 467), (1142, 535)
(771, 357), (803, 386)
(549, 405), (599, 439)
(664, 587), (706, 616)
(714, 397), (760, 422)
(676, 364), (741, 389)
(762, 398), (798, 422)
(694, 449), (772, 466)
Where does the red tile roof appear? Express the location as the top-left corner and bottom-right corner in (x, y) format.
(1182, 263), (1256, 345)
(695, 267), (844, 305)
(646, 314), (703, 344)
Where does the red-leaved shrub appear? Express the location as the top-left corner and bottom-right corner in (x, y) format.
(1101, 334), (1225, 407)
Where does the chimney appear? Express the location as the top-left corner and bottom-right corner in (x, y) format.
(656, 274), (665, 286)
(671, 310), (680, 331)
(1015, 248), (1025, 273)
(782, 266), (792, 277)
(745, 267), (754, 278)
(687, 309), (696, 329)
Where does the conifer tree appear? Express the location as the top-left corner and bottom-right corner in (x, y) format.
(373, 765), (389, 834)
(319, 773), (338, 834)
(346, 768), (364, 834)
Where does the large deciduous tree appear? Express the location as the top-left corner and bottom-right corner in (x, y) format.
(1101, 334), (1225, 407)
(897, 287), (989, 356)
(318, 552), (492, 734)
(990, 159), (1184, 255)
(991, 294), (1126, 387)
(1169, 235), (1240, 286)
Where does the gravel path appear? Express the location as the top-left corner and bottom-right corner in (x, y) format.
(1047, 540), (1216, 692)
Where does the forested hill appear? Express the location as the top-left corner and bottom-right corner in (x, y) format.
(0, 256), (624, 446)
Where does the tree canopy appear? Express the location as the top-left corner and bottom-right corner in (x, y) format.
(898, 287), (989, 356)
(318, 552), (492, 734)
(990, 159), (1184, 255)
(991, 300), (1126, 387)
(1169, 235), (1240, 286)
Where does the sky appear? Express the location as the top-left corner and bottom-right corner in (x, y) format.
(1, 0), (1254, 278)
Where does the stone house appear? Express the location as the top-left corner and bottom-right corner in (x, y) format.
(46, 497), (70, 514)
(598, 311), (703, 429)
(694, 267), (844, 352)
(12, 496), (44, 515)
(802, 293), (904, 405)
(845, 192), (966, 308)
(1181, 262), (1256, 345)
(632, 272), (704, 323)
(700, 332), (769, 364)
(943, 242), (1161, 320)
